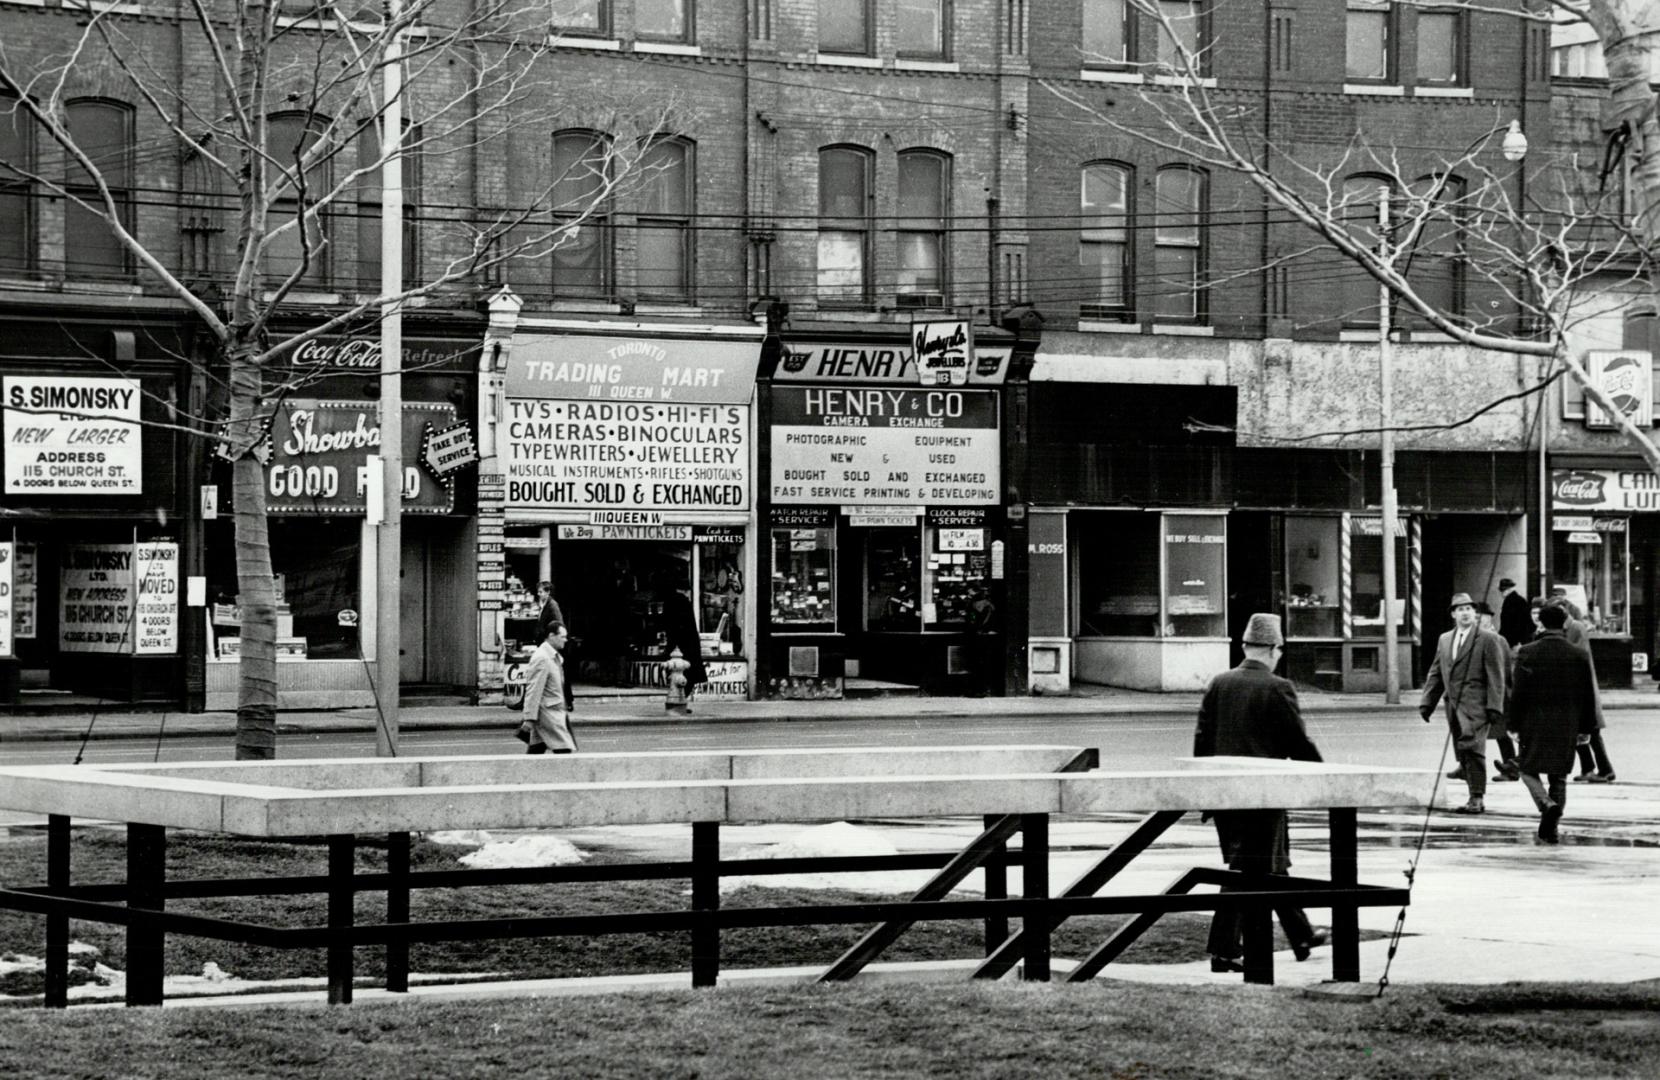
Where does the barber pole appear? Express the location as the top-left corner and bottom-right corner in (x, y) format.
(1409, 518), (1423, 643)
(1340, 513), (1353, 638)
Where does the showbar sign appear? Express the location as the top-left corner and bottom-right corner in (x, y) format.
(3, 375), (142, 494)
(771, 387), (999, 506)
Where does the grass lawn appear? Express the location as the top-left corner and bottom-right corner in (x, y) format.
(1, 826), (1384, 998)
(0, 981), (1657, 1079)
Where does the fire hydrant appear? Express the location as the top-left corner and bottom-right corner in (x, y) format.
(664, 647), (690, 714)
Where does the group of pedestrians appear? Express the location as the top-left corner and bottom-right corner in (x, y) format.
(1194, 581), (1622, 973)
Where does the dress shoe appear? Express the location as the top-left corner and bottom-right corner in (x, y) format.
(1209, 955), (1246, 974)
(1585, 773), (1616, 784)
(1445, 766), (1467, 780)
(1492, 770), (1518, 782)
(1497, 761), (1522, 781)
(1537, 804), (1563, 844)
(1572, 773), (1593, 783)
(1453, 798), (1485, 815)
(1292, 931), (1328, 962)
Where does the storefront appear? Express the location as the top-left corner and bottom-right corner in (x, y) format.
(201, 332), (481, 709)
(1549, 466), (1644, 687)
(760, 327), (1011, 697)
(1276, 514), (1412, 693)
(0, 315), (196, 706)
(492, 319), (760, 698)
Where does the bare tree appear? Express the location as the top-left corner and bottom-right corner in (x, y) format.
(1047, 0), (1660, 470)
(0, 0), (674, 757)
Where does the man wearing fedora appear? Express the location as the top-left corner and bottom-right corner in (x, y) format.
(1194, 613), (1327, 973)
(1420, 592), (1509, 814)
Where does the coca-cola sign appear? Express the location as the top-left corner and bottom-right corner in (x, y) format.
(288, 338), (477, 372)
(1552, 470), (1607, 506)
(1549, 468), (1660, 512)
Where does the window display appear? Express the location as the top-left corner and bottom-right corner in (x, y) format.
(1553, 519), (1629, 635)
(771, 527), (835, 628)
(1351, 516), (1406, 636)
(1077, 511), (1161, 637)
(1286, 516), (1342, 638)
(924, 527), (992, 628)
(1164, 514), (1226, 637)
(866, 528), (921, 632)
(205, 517), (358, 660)
(697, 539), (745, 656)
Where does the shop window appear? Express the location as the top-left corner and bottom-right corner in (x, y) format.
(866, 528), (921, 632)
(897, 150), (948, 307)
(820, 0), (871, 54)
(1407, 174), (1466, 323)
(1080, 161), (1132, 321)
(553, 0), (609, 36)
(1077, 512), (1161, 637)
(205, 518), (360, 661)
(697, 539), (744, 657)
(1154, 166), (1206, 322)
(1351, 516), (1406, 637)
(1285, 516), (1342, 638)
(1082, 0), (1131, 66)
(636, 137), (693, 302)
(1417, 9), (1464, 84)
(265, 111), (330, 288)
(64, 99), (135, 281)
(1346, 0), (1395, 82)
(638, 0), (689, 41)
(923, 526), (993, 628)
(551, 129), (612, 297)
(0, 93), (33, 273)
(357, 119), (421, 292)
(1164, 514), (1225, 637)
(1553, 521), (1629, 635)
(818, 145), (871, 304)
(898, 0), (947, 58)
(771, 527), (835, 629)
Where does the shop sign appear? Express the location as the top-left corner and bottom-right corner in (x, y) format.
(1551, 468), (1660, 512)
(769, 506), (834, 528)
(0, 542), (11, 658)
(630, 658), (748, 700)
(1352, 516), (1407, 538)
(504, 400), (749, 513)
(288, 336), (479, 373)
(3, 375), (142, 495)
(420, 422), (478, 480)
(1552, 515), (1626, 532)
(13, 543), (35, 639)
(134, 543), (179, 654)
(507, 332), (759, 403)
(1585, 350), (1654, 429)
(927, 507), (989, 527)
(1567, 531), (1602, 544)
(936, 528), (984, 552)
(694, 526), (746, 545)
(59, 543), (177, 654)
(478, 542), (504, 554)
(266, 400), (457, 515)
(849, 513), (921, 527)
(771, 387), (999, 506)
(912, 319), (972, 387)
(557, 523), (694, 541)
(774, 340), (1012, 385)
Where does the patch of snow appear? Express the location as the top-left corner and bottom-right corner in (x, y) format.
(719, 821), (981, 896)
(428, 830), (494, 848)
(459, 834), (588, 869)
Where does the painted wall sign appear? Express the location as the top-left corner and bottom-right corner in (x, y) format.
(1552, 468), (1660, 512)
(134, 542), (179, 655)
(504, 400), (749, 513)
(771, 387), (999, 506)
(774, 339), (1011, 385)
(507, 333), (759, 403)
(912, 319), (973, 386)
(265, 399), (456, 514)
(3, 375), (142, 494)
(288, 337), (478, 373)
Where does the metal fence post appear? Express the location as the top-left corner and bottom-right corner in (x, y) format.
(691, 821), (720, 988)
(1020, 813), (1049, 981)
(983, 814), (1008, 956)
(386, 831), (410, 993)
(328, 835), (355, 1005)
(44, 815), (70, 1008)
(1329, 807), (1360, 982)
(125, 823), (166, 1007)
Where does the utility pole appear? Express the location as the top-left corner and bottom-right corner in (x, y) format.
(1377, 185), (1400, 704)
(375, 0), (405, 755)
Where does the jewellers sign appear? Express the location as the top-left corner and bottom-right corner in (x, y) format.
(1551, 468), (1660, 512)
(912, 319), (972, 386)
(265, 399), (457, 514)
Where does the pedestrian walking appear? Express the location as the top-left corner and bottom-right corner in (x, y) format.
(534, 581), (576, 713)
(1551, 596), (1616, 783)
(1497, 578), (1532, 649)
(518, 622), (577, 755)
(1193, 612), (1328, 974)
(1477, 603), (1522, 782)
(1419, 592), (1508, 814)
(1508, 602), (1600, 844)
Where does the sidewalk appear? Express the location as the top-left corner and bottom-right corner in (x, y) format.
(3, 682), (1656, 743)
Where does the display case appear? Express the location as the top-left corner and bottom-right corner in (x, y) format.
(924, 526), (992, 627)
(1285, 516), (1342, 639)
(1553, 518), (1629, 636)
(771, 527), (835, 629)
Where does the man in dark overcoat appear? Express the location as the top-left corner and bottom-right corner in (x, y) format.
(1419, 592), (1508, 815)
(1509, 602), (1600, 844)
(1193, 613), (1327, 973)
(1497, 578), (1532, 649)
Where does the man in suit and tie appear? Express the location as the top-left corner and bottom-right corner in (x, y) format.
(1420, 592), (1509, 814)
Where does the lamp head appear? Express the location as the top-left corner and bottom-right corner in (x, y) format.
(1501, 120), (1528, 162)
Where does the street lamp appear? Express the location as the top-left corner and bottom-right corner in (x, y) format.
(1502, 119), (1530, 163)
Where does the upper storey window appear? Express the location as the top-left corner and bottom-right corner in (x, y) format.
(65, 99), (135, 281)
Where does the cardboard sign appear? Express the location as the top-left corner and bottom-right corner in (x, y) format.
(134, 543), (179, 655)
(3, 376), (142, 494)
(59, 544), (135, 653)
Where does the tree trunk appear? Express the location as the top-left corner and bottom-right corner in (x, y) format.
(227, 341), (277, 759)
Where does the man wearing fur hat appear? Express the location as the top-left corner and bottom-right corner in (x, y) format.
(1194, 612), (1327, 973)
(1419, 592), (1508, 814)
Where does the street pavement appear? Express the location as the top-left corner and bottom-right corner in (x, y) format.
(1, 684), (1655, 1005)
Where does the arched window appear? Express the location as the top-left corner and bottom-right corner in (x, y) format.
(1340, 173), (1393, 327)
(1080, 161), (1132, 320)
(551, 129), (612, 298)
(818, 145), (871, 304)
(636, 137), (693, 301)
(64, 99), (135, 280)
(0, 94), (34, 273)
(181, 148), (223, 280)
(358, 119), (421, 292)
(897, 150), (948, 306)
(1154, 166), (1206, 321)
(1406, 173), (1466, 323)
(265, 112), (331, 287)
